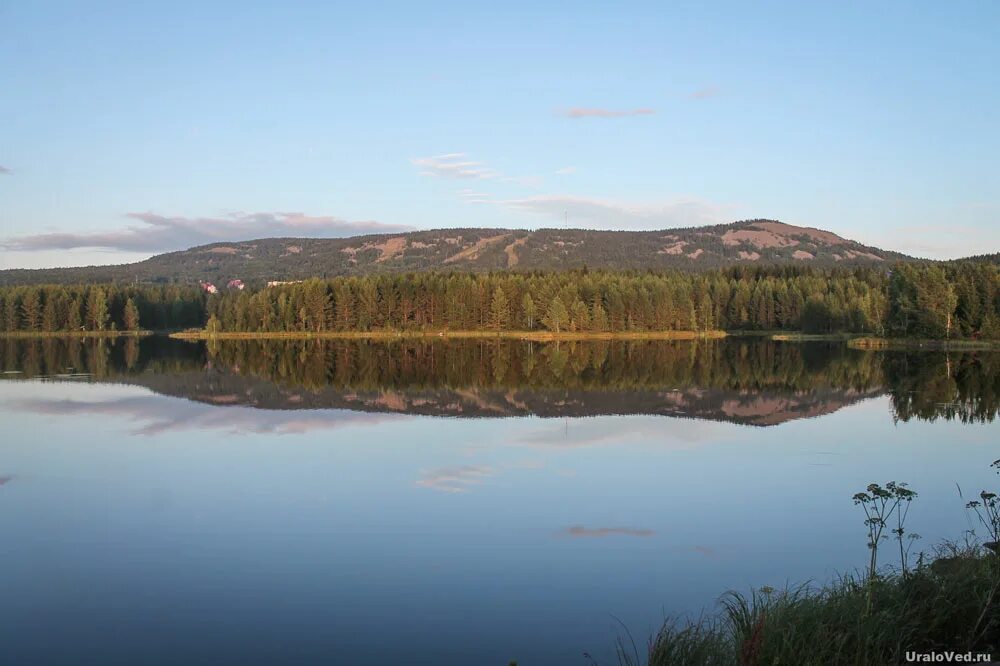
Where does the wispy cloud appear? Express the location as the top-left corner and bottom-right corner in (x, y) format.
(418, 155), (727, 230)
(458, 188), (492, 203)
(561, 107), (655, 119)
(412, 153), (543, 188)
(2, 211), (414, 253)
(411, 153), (500, 180)
(689, 86), (720, 100)
(561, 525), (655, 538)
(497, 194), (728, 229)
(416, 465), (494, 493)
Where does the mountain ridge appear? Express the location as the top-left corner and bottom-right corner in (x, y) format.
(0, 219), (915, 286)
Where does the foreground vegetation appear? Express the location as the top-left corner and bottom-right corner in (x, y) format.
(609, 474), (1000, 666)
(615, 549), (999, 666)
(1, 263), (998, 342)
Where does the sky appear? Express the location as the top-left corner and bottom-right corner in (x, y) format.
(1, 1), (998, 269)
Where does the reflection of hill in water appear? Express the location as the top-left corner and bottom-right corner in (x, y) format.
(130, 366), (883, 426)
(2, 336), (997, 425)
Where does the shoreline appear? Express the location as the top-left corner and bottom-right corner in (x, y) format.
(770, 332), (854, 342)
(4, 329), (999, 349)
(167, 329), (729, 341)
(847, 336), (1000, 351)
(0, 330), (152, 339)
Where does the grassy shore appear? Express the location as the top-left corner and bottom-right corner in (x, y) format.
(615, 542), (1000, 666)
(729, 330), (861, 342)
(168, 329), (729, 342)
(618, 546), (1000, 666)
(0, 330), (152, 339)
(610, 474), (1000, 666)
(848, 336), (1000, 351)
(739, 332), (1000, 348)
(770, 332), (855, 342)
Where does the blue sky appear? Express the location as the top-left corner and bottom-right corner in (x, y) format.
(1, 1), (997, 268)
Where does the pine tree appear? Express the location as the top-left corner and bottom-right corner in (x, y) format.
(206, 314), (223, 334)
(915, 266), (958, 338)
(42, 294), (60, 331)
(570, 300), (590, 331)
(543, 297), (569, 333)
(2, 294), (17, 331)
(20, 289), (41, 331)
(801, 298), (831, 333)
(489, 287), (510, 331)
(520, 293), (537, 330)
(66, 298), (83, 331)
(591, 296), (609, 332)
(123, 297), (140, 331)
(86, 288), (109, 331)
(304, 281), (332, 331)
(333, 284), (355, 330)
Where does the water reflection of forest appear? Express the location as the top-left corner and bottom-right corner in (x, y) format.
(2, 336), (998, 425)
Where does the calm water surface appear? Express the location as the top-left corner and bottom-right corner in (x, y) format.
(1, 337), (998, 665)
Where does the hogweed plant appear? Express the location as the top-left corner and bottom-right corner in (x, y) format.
(851, 481), (918, 615)
(963, 459), (1000, 649)
(965, 460), (1000, 553)
(891, 485), (920, 575)
(965, 491), (1000, 548)
(853, 481), (918, 582)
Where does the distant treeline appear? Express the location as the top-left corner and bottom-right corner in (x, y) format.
(1, 263), (998, 339)
(199, 263), (1000, 338)
(202, 266), (886, 335)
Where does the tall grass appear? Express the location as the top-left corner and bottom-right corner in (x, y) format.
(609, 472), (1000, 665)
(616, 543), (999, 665)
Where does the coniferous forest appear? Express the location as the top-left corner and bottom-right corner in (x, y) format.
(1, 262), (998, 339)
(0, 283), (205, 333)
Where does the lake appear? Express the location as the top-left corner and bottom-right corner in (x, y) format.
(1, 336), (998, 665)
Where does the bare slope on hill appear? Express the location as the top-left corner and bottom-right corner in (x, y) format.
(0, 219), (911, 286)
(128, 366), (884, 426)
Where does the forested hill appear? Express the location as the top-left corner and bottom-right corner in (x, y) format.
(0, 219), (910, 286)
(952, 252), (1000, 266)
